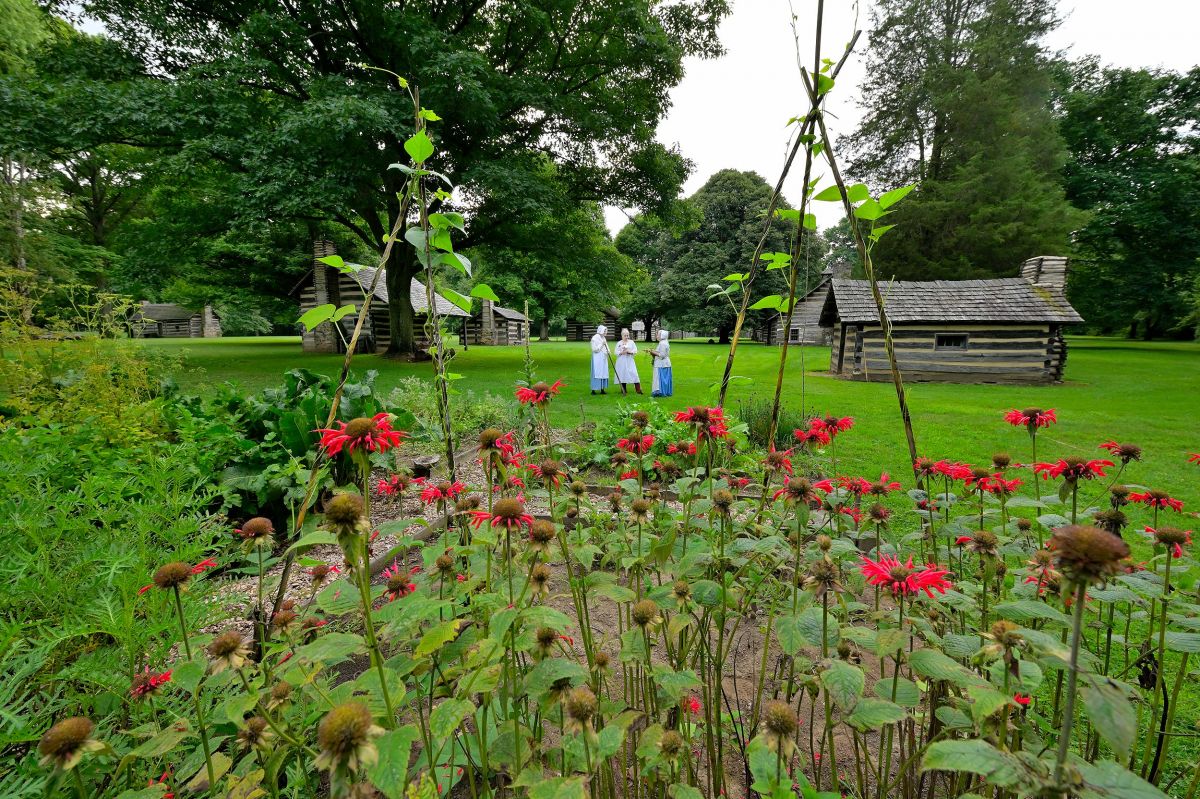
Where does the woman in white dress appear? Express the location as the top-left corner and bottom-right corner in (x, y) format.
(590, 325), (611, 395)
(614, 328), (642, 394)
(650, 329), (673, 397)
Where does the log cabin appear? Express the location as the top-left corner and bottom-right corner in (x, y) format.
(461, 300), (529, 346)
(819, 256), (1083, 384)
(132, 302), (221, 338)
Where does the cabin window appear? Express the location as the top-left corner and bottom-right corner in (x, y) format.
(789, 327), (800, 343)
(934, 333), (969, 350)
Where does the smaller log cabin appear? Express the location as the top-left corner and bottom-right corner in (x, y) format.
(754, 262), (850, 346)
(565, 307), (622, 341)
(132, 303), (221, 338)
(461, 300), (529, 346)
(819, 256), (1083, 384)
(295, 241), (469, 354)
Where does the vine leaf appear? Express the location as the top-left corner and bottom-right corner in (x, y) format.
(405, 129), (435, 163)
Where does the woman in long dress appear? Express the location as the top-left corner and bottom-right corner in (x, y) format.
(590, 325), (611, 395)
(614, 329), (642, 394)
(650, 329), (673, 397)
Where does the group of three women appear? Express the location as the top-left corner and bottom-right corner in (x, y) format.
(589, 326), (673, 397)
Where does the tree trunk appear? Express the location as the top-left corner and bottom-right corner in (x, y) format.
(718, 326), (730, 344)
(384, 245), (420, 357)
(643, 320), (655, 342)
(539, 318), (550, 341)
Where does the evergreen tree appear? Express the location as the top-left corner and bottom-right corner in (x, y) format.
(843, 0), (1082, 280)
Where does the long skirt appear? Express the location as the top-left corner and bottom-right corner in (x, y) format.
(591, 374), (609, 390)
(652, 366), (673, 397)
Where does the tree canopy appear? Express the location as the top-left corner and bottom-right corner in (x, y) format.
(5, 0), (730, 352)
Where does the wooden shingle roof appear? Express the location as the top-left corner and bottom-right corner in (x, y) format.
(492, 305), (527, 322)
(343, 266), (470, 318)
(136, 303), (198, 321)
(821, 278), (1083, 325)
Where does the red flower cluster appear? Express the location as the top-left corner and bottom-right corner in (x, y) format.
(130, 667), (172, 699)
(1003, 407), (1057, 431)
(859, 555), (952, 598)
(515, 379), (565, 406)
(376, 474), (409, 497)
(1033, 458), (1113, 482)
(1189, 453), (1200, 465)
(793, 425), (831, 447)
(867, 472), (902, 495)
(617, 435), (655, 455)
(813, 415), (855, 436)
(1129, 490), (1184, 513)
(528, 462), (563, 487)
(667, 441), (698, 456)
(317, 413), (405, 457)
(674, 407), (729, 441)
(468, 501), (535, 531)
(417, 480), (467, 504)
(1144, 526), (1193, 558)
(934, 460), (973, 481)
(382, 561), (418, 601)
(979, 474), (1024, 496)
(762, 447), (794, 475)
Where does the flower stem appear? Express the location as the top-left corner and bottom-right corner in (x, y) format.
(1053, 581), (1088, 790)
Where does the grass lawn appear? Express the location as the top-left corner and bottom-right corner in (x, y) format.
(142, 335), (1200, 501)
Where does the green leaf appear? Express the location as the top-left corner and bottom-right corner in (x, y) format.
(286, 530), (338, 554)
(1165, 632), (1200, 653)
(816, 73), (835, 95)
(722, 272), (749, 282)
(415, 620), (462, 658)
(528, 777), (589, 799)
(920, 740), (1031, 788)
(994, 600), (1070, 627)
(441, 287), (473, 314)
(131, 724), (192, 758)
(776, 614), (810, 655)
(846, 183), (871, 203)
(874, 676), (921, 707)
(429, 698), (475, 739)
(803, 212), (817, 231)
(878, 184), (916, 209)
(854, 199), (885, 221)
(439, 252), (472, 276)
(331, 304), (356, 323)
(419, 109), (442, 121)
(1080, 677), (1136, 760)
(316, 254), (345, 270)
(908, 648), (986, 688)
(470, 283), (500, 302)
(297, 303), (336, 331)
(820, 660), (864, 712)
(524, 658), (588, 699)
(294, 632), (367, 665)
(813, 185), (842, 202)
(1075, 759), (1169, 799)
(369, 726), (421, 798)
(749, 295), (784, 310)
(171, 658), (205, 695)
(670, 785), (705, 799)
(846, 698), (906, 730)
(968, 684), (1010, 722)
(405, 129), (435, 163)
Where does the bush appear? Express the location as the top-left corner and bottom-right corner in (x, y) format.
(737, 395), (809, 450)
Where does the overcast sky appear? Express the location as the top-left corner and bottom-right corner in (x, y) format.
(603, 0), (1200, 236)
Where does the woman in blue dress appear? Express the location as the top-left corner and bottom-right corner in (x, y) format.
(650, 329), (673, 397)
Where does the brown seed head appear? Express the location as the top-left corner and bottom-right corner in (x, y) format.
(1093, 509), (1128, 534)
(1016, 517), (1033, 531)
(1154, 527), (1190, 547)
(565, 686), (597, 723)
(536, 627), (558, 647)
(479, 428), (504, 450)
(1049, 524), (1131, 585)
(569, 480), (587, 497)
(764, 701), (797, 736)
(817, 534), (832, 552)
(152, 561), (192, 590)
(991, 453), (1012, 469)
(239, 716), (270, 748)
(531, 563), (552, 587)
(530, 520), (556, 545)
(435, 553), (455, 575)
(594, 651), (611, 670)
(325, 493), (365, 527)
(837, 639), (853, 660)
(660, 730), (684, 757)
(271, 682), (293, 702)
(493, 497), (526, 522)
(672, 580), (691, 601)
(240, 517), (274, 541)
(343, 417), (376, 439)
(38, 717), (94, 765)
(631, 410), (649, 428)
(712, 489), (735, 513)
(632, 599), (660, 627)
(209, 630), (245, 659)
(317, 703), (375, 762)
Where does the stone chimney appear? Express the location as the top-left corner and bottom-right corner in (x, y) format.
(480, 299), (496, 345)
(303, 240), (340, 353)
(1019, 256), (1069, 293)
(201, 305), (222, 338)
(829, 260), (853, 280)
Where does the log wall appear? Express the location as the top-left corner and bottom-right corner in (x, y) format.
(829, 323), (1066, 384)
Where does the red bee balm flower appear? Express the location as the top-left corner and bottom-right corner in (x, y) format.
(468, 498), (534, 531)
(793, 426), (832, 447)
(1014, 694), (1031, 707)
(933, 460), (973, 481)
(1144, 526), (1192, 558)
(811, 415), (854, 436)
(515, 380), (565, 406)
(1189, 453), (1200, 465)
(382, 561), (416, 601)
(617, 435), (655, 455)
(666, 441), (697, 456)
(674, 407), (729, 441)
(1033, 457), (1113, 482)
(867, 472), (902, 496)
(316, 413), (405, 457)
(130, 668), (172, 699)
(1004, 407), (1057, 431)
(859, 555), (953, 598)
(1129, 490), (1184, 513)
(420, 481), (467, 504)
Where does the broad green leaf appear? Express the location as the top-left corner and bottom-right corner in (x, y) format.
(803, 212), (817, 230)
(528, 777), (588, 799)
(369, 726), (421, 798)
(874, 676), (920, 707)
(846, 698), (905, 730)
(670, 786), (705, 799)
(908, 648), (986, 688)
(776, 614), (810, 655)
(429, 698), (475, 740)
(749, 295), (783, 310)
(416, 620), (462, 658)
(722, 272), (749, 282)
(878, 184), (916, 209)
(1076, 759), (1169, 799)
(405, 129), (435, 163)
(1080, 677), (1135, 760)
(470, 283), (500, 302)
(132, 725), (192, 758)
(968, 684), (1009, 722)
(294, 632), (367, 664)
(316, 254), (345, 270)
(419, 109), (441, 121)
(185, 754), (232, 794)
(652, 668), (701, 704)
(816, 73), (835, 95)
(441, 287), (473, 314)
(524, 658), (588, 699)
(813, 185), (842, 202)
(171, 658), (205, 695)
(994, 600), (1070, 627)
(854, 199), (885, 221)
(297, 303), (336, 331)
(286, 530), (338, 553)
(330, 304), (356, 323)
(820, 660), (864, 712)
(920, 740), (1030, 788)
(1165, 631), (1200, 653)
(846, 183), (871, 203)
(439, 252), (472, 275)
